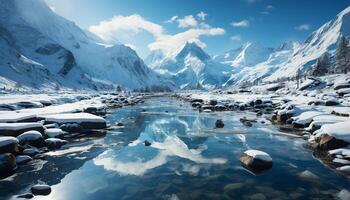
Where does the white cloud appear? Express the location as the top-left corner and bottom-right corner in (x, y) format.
(177, 15), (198, 28)
(243, 0), (261, 3)
(266, 5), (274, 10)
(230, 35), (241, 41)
(149, 27), (225, 55)
(89, 14), (225, 56)
(231, 20), (250, 28)
(165, 16), (178, 23)
(89, 14), (164, 43)
(197, 11), (207, 21)
(295, 24), (310, 31)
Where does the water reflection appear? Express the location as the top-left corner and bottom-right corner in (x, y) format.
(94, 116), (227, 176)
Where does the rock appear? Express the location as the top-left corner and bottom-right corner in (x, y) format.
(0, 136), (19, 154)
(16, 155), (32, 165)
(191, 102), (202, 108)
(60, 123), (83, 133)
(325, 100), (339, 106)
(240, 150), (273, 173)
(191, 99), (203, 104)
(23, 147), (40, 156)
(297, 170), (319, 181)
(116, 122), (124, 127)
(17, 193), (34, 199)
(243, 121), (252, 127)
(17, 131), (44, 147)
(337, 189), (350, 200)
(336, 165), (350, 175)
(45, 138), (68, 149)
(0, 122), (45, 137)
(144, 140), (151, 146)
(318, 134), (349, 150)
(209, 100), (218, 106)
(31, 184), (51, 196)
(45, 128), (66, 138)
(215, 119), (224, 128)
(0, 153), (16, 177)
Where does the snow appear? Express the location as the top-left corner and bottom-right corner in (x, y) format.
(329, 148), (350, 157)
(0, 122), (43, 131)
(314, 121), (350, 143)
(17, 130), (43, 142)
(0, 136), (19, 147)
(0, 112), (37, 123)
(45, 128), (66, 138)
(148, 42), (233, 89)
(291, 111), (324, 125)
(336, 165), (350, 174)
(333, 158), (350, 165)
(43, 113), (106, 124)
(244, 149), (272, 162)
(16, 155), (32, 164)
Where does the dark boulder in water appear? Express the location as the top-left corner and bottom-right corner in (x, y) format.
(215, 119), (224, 128)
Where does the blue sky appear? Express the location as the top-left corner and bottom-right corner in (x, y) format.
(45, 0), (350, 58)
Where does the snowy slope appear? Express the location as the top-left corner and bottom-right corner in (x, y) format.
(14, 0), (160, 90)
(148, 42), (233, 90)
(214, 42), (274, 68)
(217, 6), (350, 86)
(0, 0), (107, 91)
(225, 42), (300, 86)
(263, 7), (350, 81)
(0, 0), (161, 91)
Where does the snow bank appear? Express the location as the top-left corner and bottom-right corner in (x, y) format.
(0, 122), (43, 131)
(43, 113), (106, 124)
(314, 121), (350, 143)
(292, 111), (324, 125)
(0, 112), (37, 123)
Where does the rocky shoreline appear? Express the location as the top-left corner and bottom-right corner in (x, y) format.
(0, 92), (151, 197)
(174, 88), (350, 177)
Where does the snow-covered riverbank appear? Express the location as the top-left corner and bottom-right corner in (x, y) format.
(176, 74), (350, 176)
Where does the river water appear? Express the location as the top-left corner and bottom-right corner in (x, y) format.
(2, 97), (350, 199)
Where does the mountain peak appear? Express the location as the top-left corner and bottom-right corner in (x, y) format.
(175, 42), (211, 61)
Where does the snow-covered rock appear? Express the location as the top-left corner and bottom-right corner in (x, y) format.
(31, 184), (51, 196)
(45, 128), (66, 138)
(239, 149), (273, 172)
(17, 130), (44, 146)
(0, 122), (45, 136)
(15, 155), (32, 165)
(336, 165), (350, 175)
(45, 138), (68, 149)
(44, 113), (106, 129)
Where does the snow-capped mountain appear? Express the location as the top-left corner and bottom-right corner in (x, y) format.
(218, 6), (350, 86)
(224, 42), (300, 86)
(147, 42), (233, 90)
(0, 0), (106, 91)
(214, 42), (274, 68)
(263, 6), (350, 81)
(0, 0), (161, 91)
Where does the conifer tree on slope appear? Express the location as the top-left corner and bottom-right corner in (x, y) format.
(335, 36), (350, 74)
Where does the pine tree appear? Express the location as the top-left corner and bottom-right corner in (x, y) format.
(296, 68), (302, 89)
(310, 53), (330, 76)
(335, 36), (350, 74)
